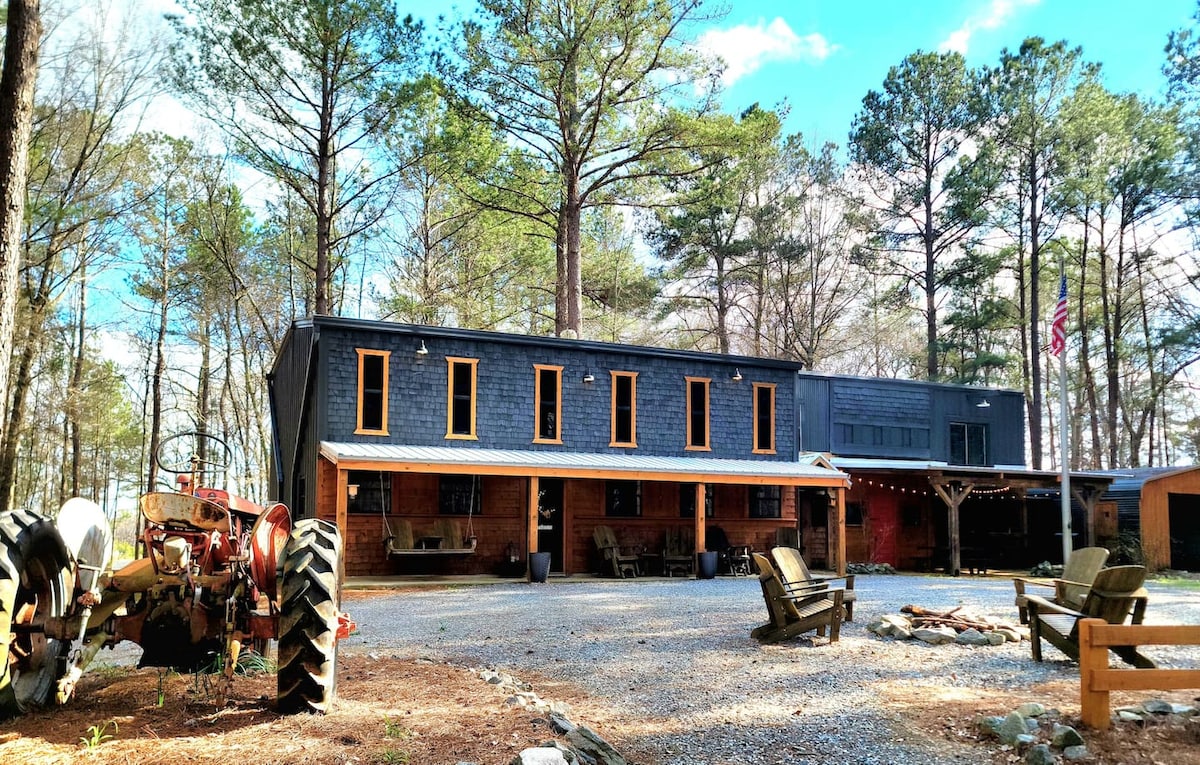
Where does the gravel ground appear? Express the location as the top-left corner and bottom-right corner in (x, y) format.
(341, 574), (1200, 765)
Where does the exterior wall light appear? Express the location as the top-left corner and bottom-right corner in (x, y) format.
(416, 340), (428, 357)
(731, 368), (743, 382)
(582, 373), (595, 383)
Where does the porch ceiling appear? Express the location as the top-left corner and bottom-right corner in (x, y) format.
(830, 457), (1116, 492)
(319, 442), (850, 488)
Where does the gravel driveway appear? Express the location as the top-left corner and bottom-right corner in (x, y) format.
(341, 574), (1200, 765)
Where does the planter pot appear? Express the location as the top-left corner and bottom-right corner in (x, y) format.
(529, 552), (552, 583)
(697, 551), (719, 580)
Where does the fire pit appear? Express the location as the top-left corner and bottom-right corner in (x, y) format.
(867, 605), (1027, 646)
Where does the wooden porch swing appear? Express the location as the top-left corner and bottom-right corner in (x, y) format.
(380, 473), (478, 556)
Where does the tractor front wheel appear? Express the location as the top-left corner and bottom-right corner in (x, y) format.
(276, 518), (342, 714)
(0, 509), (70, 719)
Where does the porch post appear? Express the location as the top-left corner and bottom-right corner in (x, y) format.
(694, 482), (706, 573)
(1071, 484), (1099, 548)
(830, 487), (846, 576)
(931, 481), (975, 577)
(335, 467), (348, 555)
(527, 476), (540, 557)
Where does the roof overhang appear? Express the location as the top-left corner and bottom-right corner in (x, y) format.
(830, 457), (1116, 492)
(320, 443), (850, 488)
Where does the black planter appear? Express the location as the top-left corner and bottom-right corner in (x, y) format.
(529, 552), (552, 583)
(697, 551), (719, 579)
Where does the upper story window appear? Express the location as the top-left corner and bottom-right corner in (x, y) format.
(949, 422), (988, 466)
(685, 376), (710, 451)
(533, 364), (563, 444)
(752, 383), (776, 454)
(610, 371), (637, 447)
(446, 357), (479, 440)
(355, 348), (390, 435)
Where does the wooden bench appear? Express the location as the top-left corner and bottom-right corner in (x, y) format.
(1078, 619), (1200, 729)
(385, 518), (477, 556)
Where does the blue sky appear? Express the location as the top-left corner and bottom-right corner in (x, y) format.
(421, 0), (1196, 147)
(693, 0), (1196, 146)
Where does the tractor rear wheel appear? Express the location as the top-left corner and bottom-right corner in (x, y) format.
(276, 518), (342, 714)
(0, 509), (70, 719)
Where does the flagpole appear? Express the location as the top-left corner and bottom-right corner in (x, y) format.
(1058, 257), (1072, 565)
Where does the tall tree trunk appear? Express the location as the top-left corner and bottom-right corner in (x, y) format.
(69, 262), (87, 496)
(146, 213), (170, 494)
(1027, 148), (1044, 470)
(0, 0), (41, 492)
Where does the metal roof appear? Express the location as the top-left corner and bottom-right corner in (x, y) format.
(319, 442), (848, 487)
(829, 457), (1117, 487)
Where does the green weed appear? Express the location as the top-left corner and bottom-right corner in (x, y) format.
(382, 715), (415, 740)
(79, 720), (117, 750)
(379, 748), (411, 764)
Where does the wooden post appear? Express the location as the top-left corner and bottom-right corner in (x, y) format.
(1078, 619), (1110, 730)
(694, 482), (706, 576)
(931, 481), (974, 576)
(335, 467), (348, 555)
(830, 488), (846, 576)
(1072, 484), (1099, 548)
(527, 476), (540, 579)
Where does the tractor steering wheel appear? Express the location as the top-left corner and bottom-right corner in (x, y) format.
(155, 431), (233, 477)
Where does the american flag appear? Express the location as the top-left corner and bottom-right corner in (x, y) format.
(1049, 272), (1068, 357)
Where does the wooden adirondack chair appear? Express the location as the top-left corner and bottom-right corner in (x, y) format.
(1013, 546), (1110, 624)
(593, 525), (640, 578)
(1027, 565), (1154, 668)
(750, 552), (844, 644)
(770, 546), (857, 622)
(662, 527), (694, 577)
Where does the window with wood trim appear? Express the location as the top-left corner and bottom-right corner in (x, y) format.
(355, 348), (390, 435)
(685, 377), (710, 450)
(752, 383), (776, 454)
(347, 470), (391, 515)
(445, 357), (479, 439)
(439, 475), (482, 515)
(750, 485), (781, 518)
(610, 371), (637, 447)
(605, 480), (641, 517)
(533, 364), (563, 443)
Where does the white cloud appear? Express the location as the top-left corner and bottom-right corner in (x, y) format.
(938, 0), (1041, 55)
(697, 18), (840, 87)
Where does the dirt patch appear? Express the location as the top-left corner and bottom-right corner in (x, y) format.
(0, 653), (617, 765)
(1, 604), (1198, 765)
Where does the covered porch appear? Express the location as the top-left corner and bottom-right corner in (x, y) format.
(316, 443), (851, 578)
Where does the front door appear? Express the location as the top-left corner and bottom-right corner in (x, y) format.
(537, 479), (565, 573)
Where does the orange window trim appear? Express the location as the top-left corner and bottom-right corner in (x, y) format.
(609, 371), (638, 447)
(445, 356), (480, 440)
(752, 382), (777, 454)
(533, 364), (564, 444)
(354, 348), (390, 436)
(685, 376), (711, 452)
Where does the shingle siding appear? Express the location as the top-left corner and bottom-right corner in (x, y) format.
(317, 326), (797, 461)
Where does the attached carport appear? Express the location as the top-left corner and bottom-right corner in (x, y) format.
(831, 458), (1115, 575)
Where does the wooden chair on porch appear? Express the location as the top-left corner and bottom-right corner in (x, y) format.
(707, 526), (752, 576)
(771, 546), (857, 622)
(662, 527), (694, 577)
(1027, 565), (1154, 668)
(1013, 546), (1110, 624)
(750, 553), (844, 644)
(593, 525), (640, 578)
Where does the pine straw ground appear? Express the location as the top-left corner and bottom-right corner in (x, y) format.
(0, 600), (1198, 764)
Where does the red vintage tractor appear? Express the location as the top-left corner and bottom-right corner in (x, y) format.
(0, 432), (352, 719)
